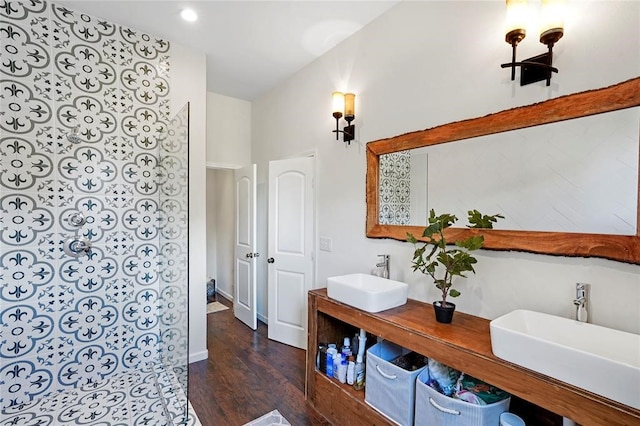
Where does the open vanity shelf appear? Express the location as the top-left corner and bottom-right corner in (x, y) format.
(306, 289), (640, 425)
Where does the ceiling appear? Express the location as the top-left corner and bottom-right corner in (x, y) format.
(56, 1), (399, 100)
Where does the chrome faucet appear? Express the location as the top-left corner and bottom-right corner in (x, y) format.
(573, 283), (589, 323)
(376, 254), (390, 279)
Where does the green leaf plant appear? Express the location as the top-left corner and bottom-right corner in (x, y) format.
(407, 209), (504, 307)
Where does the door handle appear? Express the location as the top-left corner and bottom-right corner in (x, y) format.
(267, 257), (275, 264)
(246, 253), (254, 258)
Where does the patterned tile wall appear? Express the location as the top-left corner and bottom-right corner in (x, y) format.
(379, 150), (411, 225)
(0, 0), (186, 411)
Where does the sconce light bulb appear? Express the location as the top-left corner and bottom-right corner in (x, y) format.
(505, 0), (528, 45)
(539, 0), (565, 46)
(344, 93), (355, 120)
(332, 92), (345, 117)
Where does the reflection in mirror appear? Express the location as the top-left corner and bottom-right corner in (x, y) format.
(379, 108), (639, 235)
(366, 77), (640, 264)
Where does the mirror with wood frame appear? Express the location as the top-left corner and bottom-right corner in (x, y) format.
(366, 77), (640, 264)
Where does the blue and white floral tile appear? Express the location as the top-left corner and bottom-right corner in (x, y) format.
(122, 153), (163, 198)
(57, 247), (118, 293)
(0, 354), (55, 412)
(57, 194), (117, 242)
(0, 192), (55, 246)
(0, 79), (54, 140)
(105, 277), (135, 306)
(123, 198), (161, 240)
(0, 16), (53, 96)
(0, 244), (57, 302)
(122, 106), (168, 153)
(34, 334), (74, 392)
(122, 333), (161, 370)
(123, 243), (161, 288)
(0, 367), (200, 425)
(57, 144), (119, 196)
(1, 0), (186, 416)
(0, 304), (61, 368)
(0, 135), (55, 193)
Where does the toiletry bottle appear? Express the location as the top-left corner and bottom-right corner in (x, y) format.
(326, 344), (337, 378)
(357, 329), (367, 359)
(346, 356), (355, 385)
(353, 353), (365, 390)
(341, 337), (352, 357)
(352, 332), (359, 357)
(333, 352), (342, 379)
(317, 344), (327, 374)
(353, 329), (367, 390)
(338, 356), (347, 383)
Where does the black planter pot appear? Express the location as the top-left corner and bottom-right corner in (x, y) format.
(433, 301), (456, 324)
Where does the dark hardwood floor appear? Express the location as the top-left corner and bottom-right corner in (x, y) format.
(188, 295), (331, 426)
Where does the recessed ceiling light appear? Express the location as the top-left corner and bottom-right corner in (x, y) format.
(181, 8), (198, 22)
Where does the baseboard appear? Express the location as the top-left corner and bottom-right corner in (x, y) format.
(217, 288), (233, 300)
(189, 350), (208, 364)
(257, 312), (268, 324)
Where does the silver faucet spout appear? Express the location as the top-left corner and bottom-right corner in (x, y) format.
(376, 254), (390, 279)
(573, 283), (589, 322)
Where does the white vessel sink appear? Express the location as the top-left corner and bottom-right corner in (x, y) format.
(490, 309), (640, 409)
(326, 273), (408, 313)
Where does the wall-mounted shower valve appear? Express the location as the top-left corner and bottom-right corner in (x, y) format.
(66, 125), (82, 144)
(67, 212), (86, 227)
(63, 236), (92, 257)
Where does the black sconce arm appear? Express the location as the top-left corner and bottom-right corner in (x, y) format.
(500, 61), (558, 73)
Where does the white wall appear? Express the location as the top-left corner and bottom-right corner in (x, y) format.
(171, 43), (208, 363)
(252, 1), (640, 334)
(206, 92), (251, 168)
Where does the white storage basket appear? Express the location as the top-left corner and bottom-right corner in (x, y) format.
(414, 369), (510, 426)
(365, 341), (427, 426)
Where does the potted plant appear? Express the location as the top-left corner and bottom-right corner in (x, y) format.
(407, 209), (504, 323)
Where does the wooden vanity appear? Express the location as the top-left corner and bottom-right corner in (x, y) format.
(306, 289), (640, 425)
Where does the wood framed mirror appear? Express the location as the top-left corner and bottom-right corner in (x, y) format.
(366, 77), (640, 264)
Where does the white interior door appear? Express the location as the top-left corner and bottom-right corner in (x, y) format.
(267, 157), (314, 349)
(234, 164), (257, 330)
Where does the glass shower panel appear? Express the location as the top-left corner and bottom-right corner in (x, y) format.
(158, 102), (189, 422)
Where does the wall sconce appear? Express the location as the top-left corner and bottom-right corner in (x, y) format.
(332, 91), (355, 144)
(501, 0), (565, 86)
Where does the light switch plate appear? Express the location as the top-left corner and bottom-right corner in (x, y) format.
(319, 237), (332, 252)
